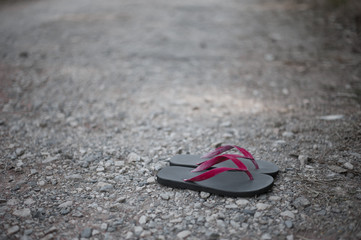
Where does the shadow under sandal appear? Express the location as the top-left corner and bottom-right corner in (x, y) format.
(169, 145), (279, 177)
(156, 165), (274, 198)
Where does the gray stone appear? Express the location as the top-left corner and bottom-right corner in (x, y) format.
(60, 207), (71, 215)
(280, 210), (295, 219)
(13, 208), (31, 218)
(243, 209), (256, 216)
(282, 132), (294, 138)
(72, 211), (83, 218)
(7, 225), (20, 235)
(44, 226), (57, 235)
(285, 220), (293, 228)
(81, 228), (92, 238)
(58, 201), (73, 208)
(15, 148), (25, 157)
(134, 226), (143, 236)
(65, 174), (83, 180)
(236, 199), (250, 206)
(293, 196), (310, 208)
(177, 230), (191, 239)
(261, 233), (272, 240)
(101, 223), (108, 231)
(116, 197), (126, 203)
(269, 196), (281, 201)
(256, 203), (270, 210)
(328, 165), (347, 174)
(160, 193), (170, 200)
(317, 115), (344, 120)
(200, 192), (210, 199)
(343, 162), (354, 170)
(127, 152), (141, 162)
(139, 215), (147, 225)
(42, 156), (59, 164)
(298, 155), (308, 167)
(100, 184), (114, 192)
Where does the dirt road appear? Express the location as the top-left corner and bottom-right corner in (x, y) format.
(1, 0), (360, 239)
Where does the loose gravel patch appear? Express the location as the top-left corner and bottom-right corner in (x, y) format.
(1, 0), (360, 239)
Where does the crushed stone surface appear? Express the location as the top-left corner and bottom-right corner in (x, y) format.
(1, 0), (360, 239)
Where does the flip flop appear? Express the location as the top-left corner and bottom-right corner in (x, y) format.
(169, 145), (279, 177)
(156, 165), (274, 197)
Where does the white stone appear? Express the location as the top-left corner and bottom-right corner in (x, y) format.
(200, 192), (210, 199)
(225, 204), (238, 209)
(236, 199), (249, 206)
(100, 223), (108, 231)
(261, 233), (272, 240)
(298, 155), (308, 167)
(269, 196), (281, 201)
(38, 180), (46, 186)
(7, 198), (18, 206)
(128, 152), (141, 162)
(282, 132), (294, 138)
(126, 231), (134, 239)
(59, 201), (73, 208)
(13, 208), (31, 218)
(256, 203), (270, 210)
(254, 212), (262, 218)
(317, 115), (344, 121)
(134, 226), (143, 235)
(24, 198), (35, 206)
(343, 162), (354, 170)
(114, 161), (125, 167)
(177, 230), (191, 239)
(139, 215), (147, 225)
(160, 193), (170, 200)
(281, 210), (295, 219)
(7, 225), (20, 235)
(146, 177), (155, 184)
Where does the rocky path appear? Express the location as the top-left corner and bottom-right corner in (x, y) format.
(1, 0), (360, 239)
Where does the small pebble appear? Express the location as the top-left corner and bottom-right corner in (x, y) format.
(281, 210), (295, 219)
(139, 215), (147, 225)
(256, 203), (270, 210)
(7, 225), (20, 235)
(58, 201), (73, 208)
(200, 192), (211, 199)
(261, 233), (272, 240)
(160, 193), (170, 200)
(80, 228), (92, 238)
(101, 223), (108, 231)
(177, 230), (191, 239)
(236, 199), (249, 206)
(343, 162), (353, 170)
(134, 226), (143, 236)
(285, 220), (293, 228)
(13, 208), (31, 218)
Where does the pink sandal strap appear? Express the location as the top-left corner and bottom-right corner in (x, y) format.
(193, 154), (248, 172)
(201, 145), (259, 169)
(184, 167), (253, 182)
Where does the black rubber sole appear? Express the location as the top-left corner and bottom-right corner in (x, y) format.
(157, 166), (274, 198)
(169, 155), (279, 177)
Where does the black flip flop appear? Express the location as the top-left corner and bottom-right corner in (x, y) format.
(170, 154), (279, 177)
(156, 166), (274, 197)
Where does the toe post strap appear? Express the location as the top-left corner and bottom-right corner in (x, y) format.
(193, 154), (248, 172)
(200, 145), (259, 169)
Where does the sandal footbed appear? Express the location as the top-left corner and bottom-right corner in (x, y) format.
(157, 166), (274, 197)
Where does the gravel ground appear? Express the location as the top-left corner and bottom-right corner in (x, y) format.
(1, 0), (361, 239)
